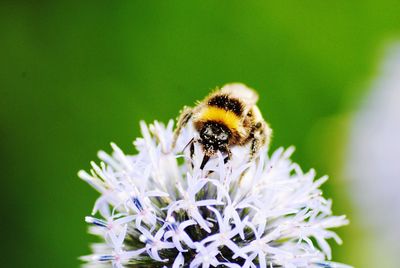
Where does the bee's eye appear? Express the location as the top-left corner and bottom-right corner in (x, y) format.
(204, 127), (213, 136)
(218, 132), (229, 141)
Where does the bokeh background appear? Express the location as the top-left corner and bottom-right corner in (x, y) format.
(1, 1), (400, 267)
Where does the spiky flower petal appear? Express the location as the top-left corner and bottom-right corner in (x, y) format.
(79, 120), (350, 268)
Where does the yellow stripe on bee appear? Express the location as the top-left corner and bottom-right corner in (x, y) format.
(200, 106), (240, 131)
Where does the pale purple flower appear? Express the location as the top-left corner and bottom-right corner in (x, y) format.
(79, 120), (349, 267)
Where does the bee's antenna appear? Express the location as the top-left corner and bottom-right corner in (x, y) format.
(200, 154), (210, 170)
(182, 138), (195, 152)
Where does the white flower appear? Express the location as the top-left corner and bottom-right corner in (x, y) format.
(164, 217), (197, 252)
(79, 120), (350, 267)
(81, 224), (145, 268)
(139, 226), (175, 262)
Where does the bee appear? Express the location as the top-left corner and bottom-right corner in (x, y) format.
(173, 83), (272, 169)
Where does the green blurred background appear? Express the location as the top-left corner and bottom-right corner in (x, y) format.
(1, 1), (399, 267)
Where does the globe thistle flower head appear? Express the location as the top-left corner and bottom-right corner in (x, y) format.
(79, 119), (350, 268)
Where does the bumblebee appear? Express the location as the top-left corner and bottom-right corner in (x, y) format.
(173, 83), (272, 169)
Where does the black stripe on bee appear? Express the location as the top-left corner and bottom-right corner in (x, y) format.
(207, 94), (243, 116)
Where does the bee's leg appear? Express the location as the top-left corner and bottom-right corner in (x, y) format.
(249, 136), (261, 160)
(189, 139), (195, 159)
(249, 121), (270, 161)
(224, 147), (232, 164)
(172, 106), (193, 151)
(189, 139), (195, 168)
(177, 137), (196, 168)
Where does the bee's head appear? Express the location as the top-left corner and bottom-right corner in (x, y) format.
(199, 122), (231, 154)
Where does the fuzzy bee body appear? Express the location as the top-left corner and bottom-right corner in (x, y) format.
(173, 83), (272, 169)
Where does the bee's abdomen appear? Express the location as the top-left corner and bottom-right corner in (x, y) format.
(207, 94), (243, 116)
